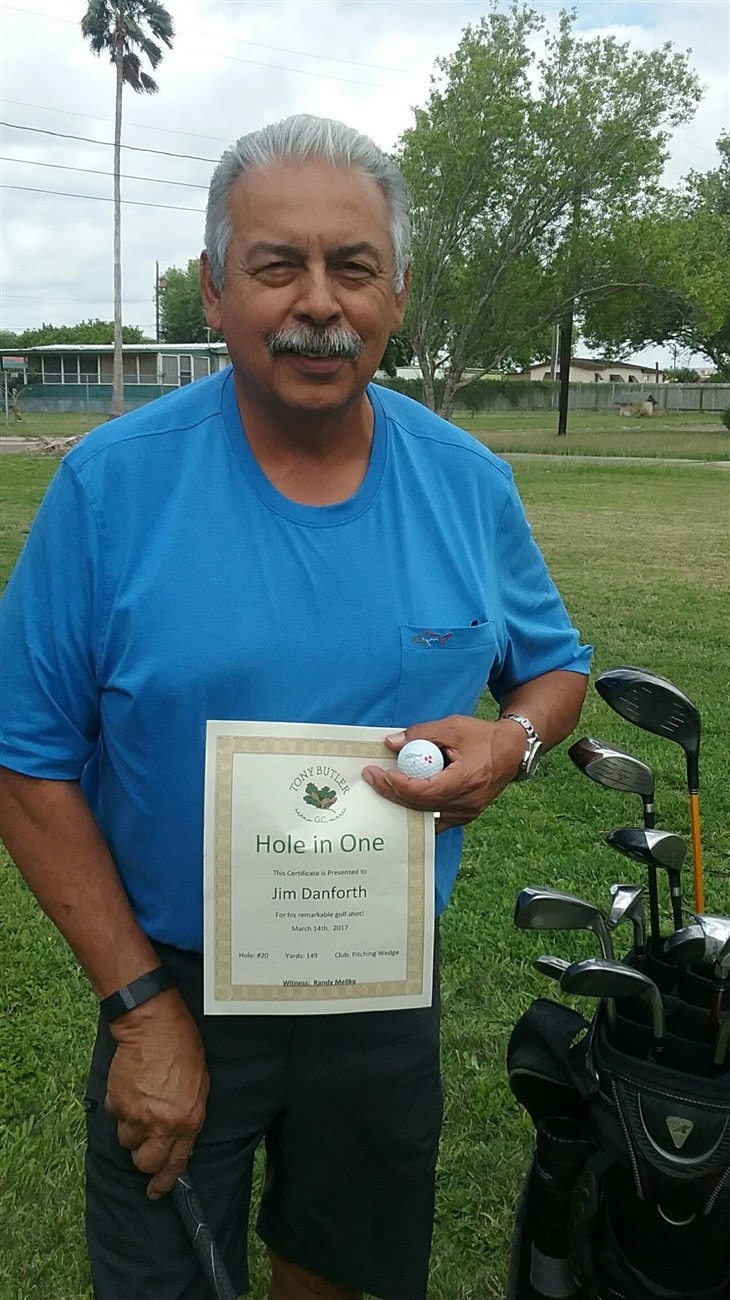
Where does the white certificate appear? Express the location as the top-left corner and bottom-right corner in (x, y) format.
(203, 721), (435, 1014)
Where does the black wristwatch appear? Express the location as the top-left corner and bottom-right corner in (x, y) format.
(499, 713), (544, 781)
(99, 966), (175, 1023)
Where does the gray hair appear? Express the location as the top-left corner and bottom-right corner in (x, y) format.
(205, 114), (411, 292)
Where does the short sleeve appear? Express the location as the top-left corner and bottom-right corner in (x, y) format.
(0, 460), (105, 777)
(488, 473), (592, 699)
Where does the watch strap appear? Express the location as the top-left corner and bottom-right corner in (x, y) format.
(100, 966), (175, 1023)
(498, 712), (543, 780)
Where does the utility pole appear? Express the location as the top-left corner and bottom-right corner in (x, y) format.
(557, 189), (583, 438)
(556, 313), (574, 437)
(155, 263), (167, 343)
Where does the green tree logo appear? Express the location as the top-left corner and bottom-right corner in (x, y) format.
(303, 783), (338, 810)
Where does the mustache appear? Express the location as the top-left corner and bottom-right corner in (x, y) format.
(267, 324), (364, 360)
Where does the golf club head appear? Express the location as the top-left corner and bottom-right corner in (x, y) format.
(514, 886), (614, 959)
(663, 924), (707, 965)
(533, 955), (570, 982)
(607, 883), (645, 931)
(606, 827), (687, 871)
(691, 914), (730, 947)
(569, 736), (655, 799)
(595, 667), (701, 774)
(561, 956), (665, 1049)
(561, 957), (654, 1001)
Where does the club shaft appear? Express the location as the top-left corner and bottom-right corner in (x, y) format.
(667, 870), (683, 930)
(689, 794), (704, 913)
(639, 802), (664, 947)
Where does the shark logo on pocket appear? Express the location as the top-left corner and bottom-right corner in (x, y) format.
(412, 629), (454, 648)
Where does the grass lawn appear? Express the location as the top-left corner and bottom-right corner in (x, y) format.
(1, 456), (729, 1298)
(0, 411), (109, 440)
(462, 409), (728, 460)
(2, 405), (728, 463)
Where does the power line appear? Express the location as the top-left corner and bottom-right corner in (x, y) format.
(2, 99), (233, 145)
(1, 4), (402, 88)
(1, 121), (217, 163)
(2, 155), (209, 189)
(2, 184), (203, 213)
(2, 2), (417, 73)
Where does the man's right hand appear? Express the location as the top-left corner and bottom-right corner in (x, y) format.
(105, 987), (209, 1199)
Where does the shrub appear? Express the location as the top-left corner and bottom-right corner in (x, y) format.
(721, 407), (730, 431)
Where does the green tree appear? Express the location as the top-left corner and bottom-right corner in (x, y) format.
(158, 261), (221, 343)
(583, 137), (730, 378)
(12, 319), (149, 347)
(397, 3), (701, 419)
(81, 0), (174, 415)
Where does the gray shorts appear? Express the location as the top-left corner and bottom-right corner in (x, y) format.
(84, 939), (442, 1299)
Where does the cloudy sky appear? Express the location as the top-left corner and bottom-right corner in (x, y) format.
(1, 0), (728, 364)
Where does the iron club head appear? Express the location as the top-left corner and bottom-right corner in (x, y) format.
(515, 886), (615, 960)
(561, 957), (665, 1058)
(608, 883), (647, 965)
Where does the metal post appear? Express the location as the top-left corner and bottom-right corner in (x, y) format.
(557, 313), (573, 436)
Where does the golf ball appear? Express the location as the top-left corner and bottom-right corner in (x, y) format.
(397, 740), (445, 780)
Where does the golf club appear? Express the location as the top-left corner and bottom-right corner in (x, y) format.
(663, 924), (707, 966)
(561, 957), (665, 1060)
(533, 955), (570, 983)
(605, 828), (686, 938)
(692, 921), (730, 1030)
(595, 666), (704, 912)
(691, 914), (730, 948)
(569, 736), (661, 939)
(173, 1174), (238, 1300)
(514, 887), (615, 961)
(607, 883), (647, 968)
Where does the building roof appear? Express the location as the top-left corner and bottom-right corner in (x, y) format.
(521, 356), (663, 375)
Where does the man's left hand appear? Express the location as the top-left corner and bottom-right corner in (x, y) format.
(362, 715), (525, 832)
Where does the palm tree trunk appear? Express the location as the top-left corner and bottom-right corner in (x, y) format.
(110, 40), (125, 417)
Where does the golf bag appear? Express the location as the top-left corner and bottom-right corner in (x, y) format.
(505, 991), (730, 1300)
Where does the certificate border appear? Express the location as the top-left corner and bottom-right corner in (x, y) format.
(212, 734), (427, 1003)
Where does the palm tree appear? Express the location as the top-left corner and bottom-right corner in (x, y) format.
(81, 1), (174, 417)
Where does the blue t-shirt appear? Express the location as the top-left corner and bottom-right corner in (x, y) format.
(1, 370), (591, 949)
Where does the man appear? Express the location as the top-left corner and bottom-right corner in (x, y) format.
(0, 114), (590, 1299)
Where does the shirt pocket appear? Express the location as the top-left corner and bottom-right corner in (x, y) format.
(393, 622), (500, 727)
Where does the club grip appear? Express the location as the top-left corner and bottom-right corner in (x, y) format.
(172, 1174), (238, 1299)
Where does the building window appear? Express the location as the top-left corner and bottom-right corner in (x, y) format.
(123, 355), (139, 383)
(179, 355), (193, 385)
(161, 355), (178, 385)
(628, 374), (637, 383)
(138, 354), (157, 382)
(79, 356), (101, 384)
(42, 359), (62, 383)
(609, 373), (622, 383)
(62, 355), (80, 384)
